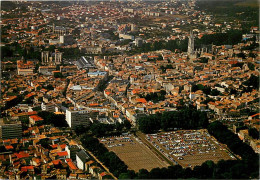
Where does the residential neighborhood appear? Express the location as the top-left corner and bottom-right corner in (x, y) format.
(0, 0), (259, 179)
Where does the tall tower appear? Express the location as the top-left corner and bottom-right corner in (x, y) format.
(53, 23), (55, 33)
(54, 49), (62, 64)
(188, 30), (194, 56)
(41, 51), (49, 64)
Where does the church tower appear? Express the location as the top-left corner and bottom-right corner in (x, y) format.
(53, 23), (55, 33)
(187, 30), (197, 60)
(188, 30), (194, 56)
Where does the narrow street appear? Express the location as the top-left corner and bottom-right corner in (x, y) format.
(78, 145), (118, 180)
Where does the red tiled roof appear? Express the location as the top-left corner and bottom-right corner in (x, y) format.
(68, 161), (78, 170)
(13, 161), (20, 166)
(27, 111), (37, 115)
(251, 113), (260, 118)
(132, 89), (139, 94)
(14, 151), (30, 159)
(21, 166), (34, 172)
(5, 145), (14, 150)
(52, 159), (61, 165)
(66, 158), (72, 162)
(100, 172), (108, 177)
(25, 92), (35, 98)
(136, 98), (147, 103)
(30, 115), (43, 121)
(51, 144), (58, 149)
(3, 139), (11, 143)
(89, 103), (99, 107)
(59, 144), (66, 149)
(105, 91), (111, 95)
(33, 158), (41, 164)
(57, 151), (68, 157)
(229, 60), (238, 65)
(0, 155), (8, 161)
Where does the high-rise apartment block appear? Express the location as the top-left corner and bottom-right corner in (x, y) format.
(65, 109), (91, 129)
(0, 119), (22, 139)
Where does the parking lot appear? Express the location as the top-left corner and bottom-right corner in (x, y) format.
(99, 133), (169, 172)
(145, 129), (236, 168)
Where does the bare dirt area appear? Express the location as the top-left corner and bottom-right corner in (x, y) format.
(99, 133), (170, 172)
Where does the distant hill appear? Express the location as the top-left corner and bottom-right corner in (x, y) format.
(235, 0), (259, 7)
(196, 0), (258, 11)
(195, 0), (258, 30)
(1, 1), (17, 11)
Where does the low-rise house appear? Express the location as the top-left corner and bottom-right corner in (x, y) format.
(250, 139), (260, 154)
(98, 172), (112, 180)
(89, 166), (101, 178)
(69, 173), (77, 179)
(56, 151), (69, 160)
(41, 102), (56, 112)
(85, 160), (95, 172)
(56, 169), (67, 179)
(238, 129), (250, 143)
(29, 115), (43, 126)
(67, 161), (78, 173)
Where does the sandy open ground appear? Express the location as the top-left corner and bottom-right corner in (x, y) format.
(99, 134), (169, 172)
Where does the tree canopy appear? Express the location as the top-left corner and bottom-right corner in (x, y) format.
(37, 111), (68, 127)
(137, 108), (209, 133)
(80, 134), (128, 177)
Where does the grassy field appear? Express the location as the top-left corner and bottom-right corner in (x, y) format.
(99, 134), (169, 172)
